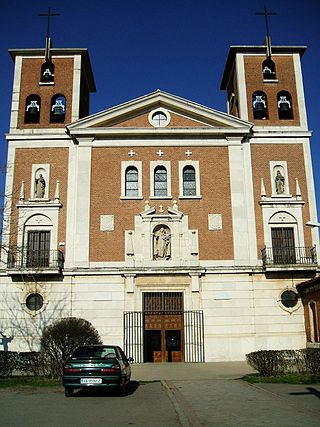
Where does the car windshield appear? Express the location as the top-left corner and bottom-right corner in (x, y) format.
(72, 346), (117, 359)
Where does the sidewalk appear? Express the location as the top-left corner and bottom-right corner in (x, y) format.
(131, 362), (320, 427)
(131, 361), (254, 381)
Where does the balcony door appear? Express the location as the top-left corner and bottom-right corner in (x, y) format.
(26, 231), (50, 267)
(271, 227), (296, 264)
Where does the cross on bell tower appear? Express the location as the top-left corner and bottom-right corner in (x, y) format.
(38, 6), (60, 61)
(256, 5), (277, 58)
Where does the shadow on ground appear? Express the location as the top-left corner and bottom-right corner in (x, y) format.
(71, 380), (140, 398)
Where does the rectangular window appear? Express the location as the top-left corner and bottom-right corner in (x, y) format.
(26, 231), (50, 267)
(271, 227), (296, 264)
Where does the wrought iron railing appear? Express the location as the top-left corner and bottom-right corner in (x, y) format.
(7, 247), (64, 271)
(262, 246), (317, 266)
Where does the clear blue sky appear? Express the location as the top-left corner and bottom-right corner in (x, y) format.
(1, 0), (319, 217)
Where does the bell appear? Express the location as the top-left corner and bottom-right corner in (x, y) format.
(278, 96), (291, 111)
(253, 102), (266, 112)
(26, 100), (40, 115)
(52, 100), (65, 116)
(52, 105), (64, 116)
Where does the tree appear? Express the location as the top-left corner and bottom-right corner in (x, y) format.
(40, 317), (102, 378)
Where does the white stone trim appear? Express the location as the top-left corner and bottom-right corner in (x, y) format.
(293, 53), (308, 130)
(262, 208), (305, 249)
(65, 143), (92, 268)
(10, 56), (22, 131)
(16, 207), (60, 263)
(302, 141), (319, 251)
(65, 145), (76, 268)
(235, 54), (249, 121)
(269, 161), (290, 196)
(208, 214), (222, 231)
(121, 160), (142, 198)
(178, 160), (201, 198)
(30, 164), (50, 199)
(228, 145), (251, 265)
(278, 288), (301, 314)
(148, 108), (171, 128)
(150, 160), (172, 198)
(100, 215), (114, 232)
(71, 55), (81, 122)
(0, 145), (16, 267)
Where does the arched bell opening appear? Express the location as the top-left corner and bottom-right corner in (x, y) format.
(50, 94), (66, 123)
(252, 91), (268, 120)
(40, 60), (54, 83)
(24, 95), (41, 123)
(262, 58), (276, 80)
(277, 91), (293, 120)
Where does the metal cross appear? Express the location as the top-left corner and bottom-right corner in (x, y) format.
(185, 150), (192, 157)
(256, 5), (277, 57)
(157, 150), (164, 157)
(128, 149), (136, 157)
(38, 6), (60, 39)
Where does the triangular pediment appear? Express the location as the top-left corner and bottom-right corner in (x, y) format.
(67, 90), (252, 134)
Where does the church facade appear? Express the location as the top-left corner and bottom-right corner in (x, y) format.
(0, 43), (318, 361)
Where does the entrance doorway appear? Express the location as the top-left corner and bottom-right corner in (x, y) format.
(143, 292), (183, 363)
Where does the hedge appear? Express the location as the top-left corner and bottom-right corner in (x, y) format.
(246, 348), (320, 376)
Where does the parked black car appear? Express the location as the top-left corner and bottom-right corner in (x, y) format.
(62, 344), (132, 397)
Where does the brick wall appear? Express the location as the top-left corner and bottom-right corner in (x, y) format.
(244, 55), (300, 126)
(10, 148), (69, 251)
(18, 57), (74, 129)
(90, 146), (234, 261)
(251, 143), (312, 257)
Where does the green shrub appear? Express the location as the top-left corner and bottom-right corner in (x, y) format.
(0, 351), (18, 377)
(40, 317), (102, 378)
(246, 350), (287, 376)
(303, 348), (320, 375)
(246, 348), (320, 376)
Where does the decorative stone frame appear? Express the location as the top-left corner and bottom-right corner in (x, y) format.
(150, 160), (172, 199)
(124, 204), (199, 268)
(121, 160), (143, 199)
(16, 204), (61, 261)
(148, 107), (171, 128)
(178, 160), (201, 199)
(278, 288), (301, 314)
(262, 210), (305, 251)
(30, 164), (50, 200)
(270, 161), (290, 197)
(18, 281), (49, 318)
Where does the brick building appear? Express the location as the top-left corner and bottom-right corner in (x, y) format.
(0, 40), (319, 361)
(297, 277), (320, 346)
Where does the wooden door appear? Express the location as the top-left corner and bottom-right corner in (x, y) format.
(271, 227), (296, 264)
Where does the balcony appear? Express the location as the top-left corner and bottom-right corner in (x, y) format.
(7, 247), (64, 275)
(262, 246), (317, 270)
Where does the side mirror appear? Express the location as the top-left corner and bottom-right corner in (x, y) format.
(128, 357), (134, 364)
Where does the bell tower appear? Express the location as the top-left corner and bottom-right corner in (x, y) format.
(220, 8), (308, 130)
(8, 7), (95, 132)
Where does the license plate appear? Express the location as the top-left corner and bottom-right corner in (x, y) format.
(80, 378), (102, 384)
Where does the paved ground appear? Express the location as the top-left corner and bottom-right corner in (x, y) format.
(0, 362), (319, 426)
(131, 362), (320, 427)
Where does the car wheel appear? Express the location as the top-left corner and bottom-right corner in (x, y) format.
(119, 376), (127, 396)
(65, 387), (73, 397)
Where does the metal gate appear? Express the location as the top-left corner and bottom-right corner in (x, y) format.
(123, 310), (205, 363)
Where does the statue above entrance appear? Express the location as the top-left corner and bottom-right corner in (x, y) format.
(153, 225), (171, 260)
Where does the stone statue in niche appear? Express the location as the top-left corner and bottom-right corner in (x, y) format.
(153, 226), (171, 260)
(275, 170), (285, 194)
(35, 174), (46, 198)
